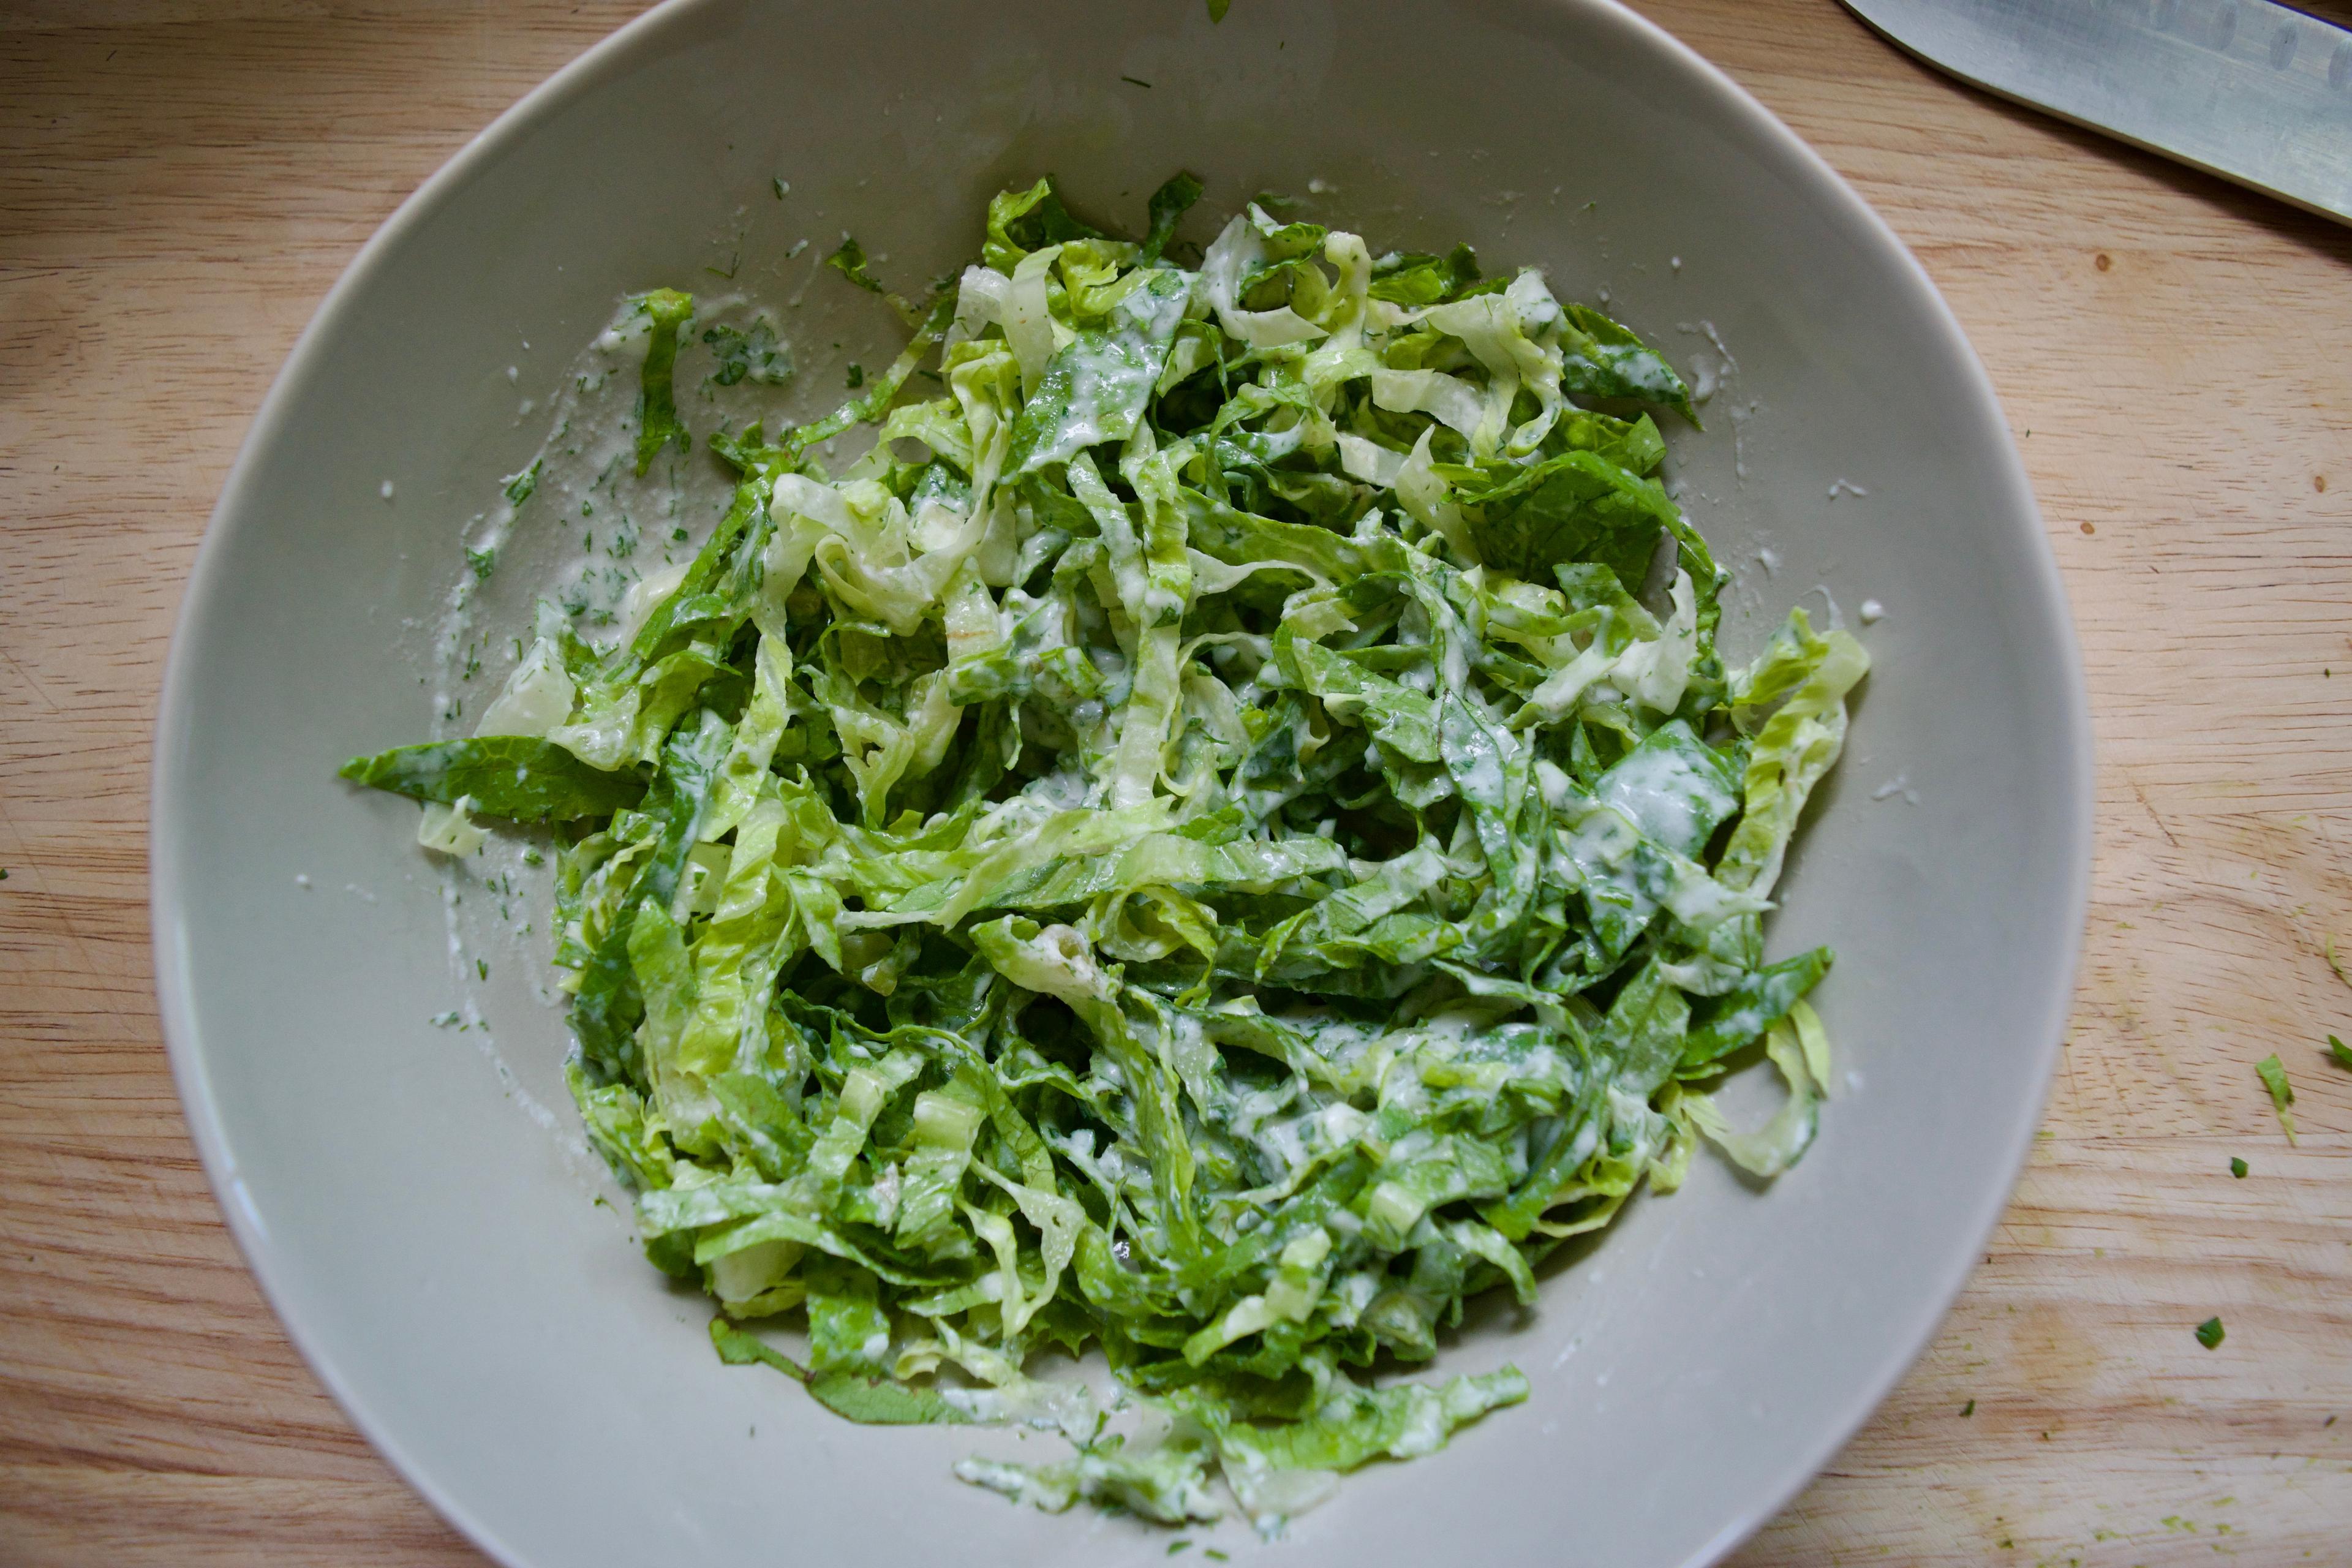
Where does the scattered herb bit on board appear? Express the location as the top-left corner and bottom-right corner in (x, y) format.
(2255, 1055), (2297, 1144)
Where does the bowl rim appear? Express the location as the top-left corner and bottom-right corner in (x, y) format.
(149, 2), (2094, 1564)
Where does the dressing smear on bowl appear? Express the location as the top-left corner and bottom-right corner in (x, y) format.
(343, 175), (1868, 1537)
(399, 292), (845, 1134)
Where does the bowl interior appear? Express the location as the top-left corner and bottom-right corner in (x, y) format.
(153, 2), (2089, 1565)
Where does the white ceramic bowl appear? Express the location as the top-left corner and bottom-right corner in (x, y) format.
(153, 2), (2092, 1564)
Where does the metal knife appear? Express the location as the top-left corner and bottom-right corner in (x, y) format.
(1836, 0), (2352, 225)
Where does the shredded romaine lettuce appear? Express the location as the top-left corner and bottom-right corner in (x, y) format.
(344, 175), (1869, 1531)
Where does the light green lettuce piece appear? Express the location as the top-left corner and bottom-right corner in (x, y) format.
(1718, 609), (1871, 899)
(1681, 1012), (1823, 1176)
(955, 1433), (1224, 1525)
(631, 288), (695, 473)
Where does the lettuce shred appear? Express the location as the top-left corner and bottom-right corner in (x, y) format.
(344, 175), (1869, 1531)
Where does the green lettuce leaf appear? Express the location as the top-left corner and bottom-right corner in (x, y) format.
(1559, 302), (1698, 423)
(1442, 448), (1679, 588)
(1368, 243), (1480, 306)
(338, 737), (643, 820)
(1005, 268), (1191, 475)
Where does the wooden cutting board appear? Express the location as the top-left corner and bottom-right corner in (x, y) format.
(2, 2), (2346, 1562)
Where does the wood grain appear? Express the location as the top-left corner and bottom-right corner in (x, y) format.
(2, 2), (2347, 1564)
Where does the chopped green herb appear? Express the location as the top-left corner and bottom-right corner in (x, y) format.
(2230, 1157), (2247, 1178)
(1204, 1553), (1229, 1564)
(476, 957), (489, 981)
(844, 362), (865, 390)
(2329, 1034), (2352, 1071)
(466, 547), (498, 581)
(703, 319), (794, 388)
(1206, 0), (1231, 20)
(2195, 1317), (2225, 1350)
(826, 236), (925, 325)
(2326, 932), (2348, 989)
(2255, 1054), (2297, 1144)
(1960, 1399), (1975, 1417)
(502, 458), (541, 507)
(827, 236), (886, 295)
(1167, 1542), (1193, 1556)
(429, 1011), (458, 1028)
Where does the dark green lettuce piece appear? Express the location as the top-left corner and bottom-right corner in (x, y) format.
(1559, 302), (1698, 424)
(710, 1316), (809, 1378)
(1440, 449), (1679, 588)
(1142, 171), (1204, 264)
(1679, 948), (1835, 1071)
(811, 1370), (971, 1425)
(711, 1317), (969, 1425)
(338, 737), (643, 820)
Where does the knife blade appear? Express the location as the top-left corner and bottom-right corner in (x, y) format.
(1838, 0), (2352, 225)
